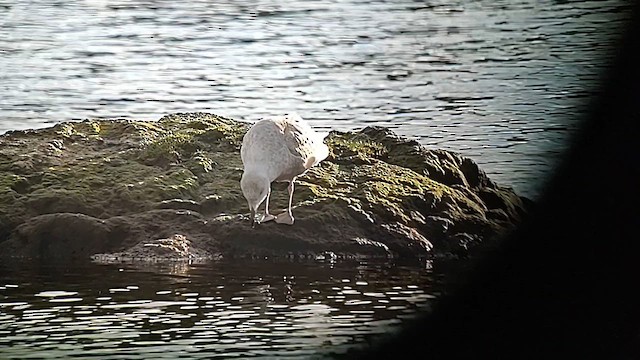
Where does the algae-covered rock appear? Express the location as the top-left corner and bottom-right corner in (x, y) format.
(0, 113), (530, 261)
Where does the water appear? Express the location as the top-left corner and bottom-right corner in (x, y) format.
(0, 0), (631, 199)
(0, 259), (444, 359)
(0, 2), (632, 356)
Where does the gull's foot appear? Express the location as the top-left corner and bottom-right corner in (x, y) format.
(261, 213), (276, 223)
(275, 212), (295, 225)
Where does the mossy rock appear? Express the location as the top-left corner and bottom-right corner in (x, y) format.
(0, 113), (530, 261)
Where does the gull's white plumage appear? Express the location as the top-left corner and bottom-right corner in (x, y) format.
(240, 113), (329, 226)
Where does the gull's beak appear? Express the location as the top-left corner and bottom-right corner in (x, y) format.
(250, 208), (256, 228)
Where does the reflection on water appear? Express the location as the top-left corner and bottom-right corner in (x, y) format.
(0, 0), (631, 199)
(0, 259), (444, 358)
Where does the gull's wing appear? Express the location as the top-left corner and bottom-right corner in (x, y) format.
(282, 117), (329, 169)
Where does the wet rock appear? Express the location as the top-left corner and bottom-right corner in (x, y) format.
(0, 112), (530, 262)
(6, 213), (113, 259)
(92, 234), (215, 263)
(450, 232), (484, 258)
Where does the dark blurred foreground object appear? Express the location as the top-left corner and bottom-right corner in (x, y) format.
(355, 3), (640, 360)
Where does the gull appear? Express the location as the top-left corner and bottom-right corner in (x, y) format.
(240, 113), (329, 227)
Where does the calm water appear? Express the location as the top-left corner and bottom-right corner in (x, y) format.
(0, 259), (444, 359)
(0, 0), (631, 199)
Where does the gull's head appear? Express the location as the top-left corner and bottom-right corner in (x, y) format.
(240, 171), (270, 227)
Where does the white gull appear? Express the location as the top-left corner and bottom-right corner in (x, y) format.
(240, 113), (329, 227)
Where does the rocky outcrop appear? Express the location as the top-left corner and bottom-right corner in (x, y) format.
(0, 113), (530, 262)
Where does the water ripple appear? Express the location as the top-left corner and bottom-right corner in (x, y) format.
(0, 0), (631, 199)
(0, 259), (444, 358)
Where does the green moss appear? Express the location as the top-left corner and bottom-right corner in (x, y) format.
(291, 156), (454, 225)
(195, 149), (246, 213)
(5, 154), (199, 218)
(153, 168), (200, 198)
(130, 121), (166, 135)
(133, 114), (249, 169)
(186, 150), (215, 174)
(0, 173), (27, 193)
(137, 129), (204, 166)
(55, 123), (76, 138)
(53, 121), (103, 140)
(209, 122), (247, 148)
(158, 112), (248, 147)
(326, 132), (387, 161)
(0, 112), (508, 248)
(26, 188), (94, 215)
(89, 121), (101, 134)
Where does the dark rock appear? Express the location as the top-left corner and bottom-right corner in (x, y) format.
(92, 234), (215, 263)
(450, 232), (483, 258)
(6, 213), (113, 259)
(0, 112), (530, 262)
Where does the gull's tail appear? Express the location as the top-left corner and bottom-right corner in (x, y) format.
(313, 140), (330, 166)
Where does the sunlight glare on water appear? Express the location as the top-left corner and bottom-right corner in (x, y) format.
(0, 259), (446, 359)
(0, 0), (631, 199)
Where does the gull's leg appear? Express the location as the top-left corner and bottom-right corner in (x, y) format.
(250, 207), (256, 228)
(276, 180), (295, 225)
(261, 190), (276, 223)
